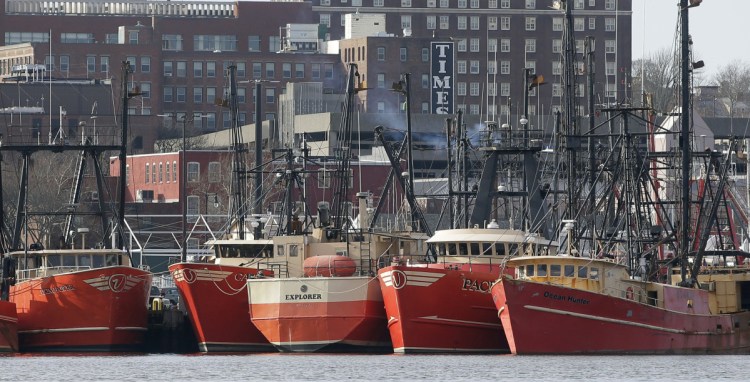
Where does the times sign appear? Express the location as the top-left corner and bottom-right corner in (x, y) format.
(431, 42), (454, 114)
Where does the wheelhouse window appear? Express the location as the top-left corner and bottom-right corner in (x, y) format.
(550, 264), (561, 276)
(526, 264), (535, 276)
(578, 266), (588, 278)
(590, 267), (599, 280)
(537, 264), (547, 277)
(564, 265), (575, 277)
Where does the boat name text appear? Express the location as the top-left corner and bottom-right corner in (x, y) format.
(40, 284), (76, 295)
(462, 278), (492, 293)
(544, 291), (590, 305)
(285, 293), (322, 301)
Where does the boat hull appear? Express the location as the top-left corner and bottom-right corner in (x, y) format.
(169, 263), (273, 352)
(248, 276), (390, 352)
(378, 264), (508, 353)
(0, 301), (18, 352)
(10, 266), (151, 352)
(492, 278), (750, 354)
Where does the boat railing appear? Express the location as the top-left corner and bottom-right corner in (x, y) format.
(377, 253), (505, 272)
(18, 265), (93, 280)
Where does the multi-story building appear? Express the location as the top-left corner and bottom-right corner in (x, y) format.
(1, 0), (345, 137)
(307, 0), (633, 122)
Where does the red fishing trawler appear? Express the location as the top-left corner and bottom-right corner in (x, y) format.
(491, 253), (750, 354)
(9, 248), (151, 351)
(379, 227), (554, 353)
(169, 239), (275, 352)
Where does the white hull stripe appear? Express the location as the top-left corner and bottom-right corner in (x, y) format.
(20, 327), (109, 334)
(416, 315), (502, 328)
(523, 305), (714, 335)
(201, 341), (272, 346)
(174, 269), (232, 282)
(381, 270), (445, 288)
(0, 315), (18, 323)
(271, 339), (390, 347)
(393, 346), (503, 353)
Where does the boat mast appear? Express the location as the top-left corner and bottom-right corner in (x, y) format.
(679, 0), (692, 282)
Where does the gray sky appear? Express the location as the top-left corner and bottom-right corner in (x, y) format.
(632, 0), (750, 79)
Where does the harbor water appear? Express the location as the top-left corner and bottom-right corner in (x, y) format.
(0, 353), (748, 381)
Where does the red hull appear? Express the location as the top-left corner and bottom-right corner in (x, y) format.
(378, 265), (508, 353)
(0, 301), (18, 352)
(248, 277), (390, 352)
(170, 263), (273, 352)
(492, 278), (750, 354)
(10, 267), (151, 352)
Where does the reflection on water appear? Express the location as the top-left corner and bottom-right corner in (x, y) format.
(0, 353), (748, 381)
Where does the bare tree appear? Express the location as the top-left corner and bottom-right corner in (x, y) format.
(153, 119), (209, 153)
(631, 49), (679, 113)
(713, 60), (750, 120)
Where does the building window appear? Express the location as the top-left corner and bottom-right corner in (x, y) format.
(377, 47), (385, 61)
(488, 17), (498, 31)
(422, 48), (429, 62)
(176, 61), (187, 77)
(163, 61), (173, 77)
(457, 60), (467, 74)
(500, 61), (510, 75)
(470, 38), (480, 52)
(589, 17), (596, 30)
(237, 62), (246, 77)
(421, 74), (429, 88)
(141, 82), (151, 99)
(469, 60), (479, 74)
(374, 0), (383, 6)
(448, 38), (463, 53)
(553, 18), (563, 32)
(237, 88), (246, 103)
(187, 162), (200, 182)
(312, 63), (321, 79)
(265, 63), (275, 78)
(525, 39), (536, 53)
(163, 87), (173, 102)
(458, 16), (467, 30)
(162, 34), (182, 51)
(175, 87), (185, 103)
(427, 16), (436, 30)
(194, 87), (203, 103)
(470, 16), (479, 30)
(194, 35), (238, 52)
(129, 31), (138, 44)
(60, 55), (69, 74)
(295, 63), (305, 78)
(283, 63), (292, 78)
(401, 15), (412, 29)
(377, 102), (385, 113)
(208, 162), (221, 183)
(439, 16), (449, 29)
(470, 82), (479, 96)
(553, 39), (562, 53)
(377, 73), (385, 88)
(457, 82), (466, 96)
(248, 35), (261, 52)
(575, 18), (585, 31)
(87, 56), (96, 74)
(266, 88), (275, 103)
(500, 39), (510, 52)
(526, 17), (536, 31)
(253, 63), (262, 78)
(605, 40), (616, 53)
(500, 17), (510, 30)
(605, 18), (616, 32)
(500, 83), (510, 96)
(400, 48), (407, 62)
(605, 0), (615, 10)
(526, 0), (536, 8)
(318, 169), (330, 188)
(193, 62), (203, 77)
(141, 57), (151, 73)
(320, 14), (331, 28)
(145, 163), (150, 184)
(324, 63), (334, 79)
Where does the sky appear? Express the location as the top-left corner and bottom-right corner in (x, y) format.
(632, 0), (750, 79)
